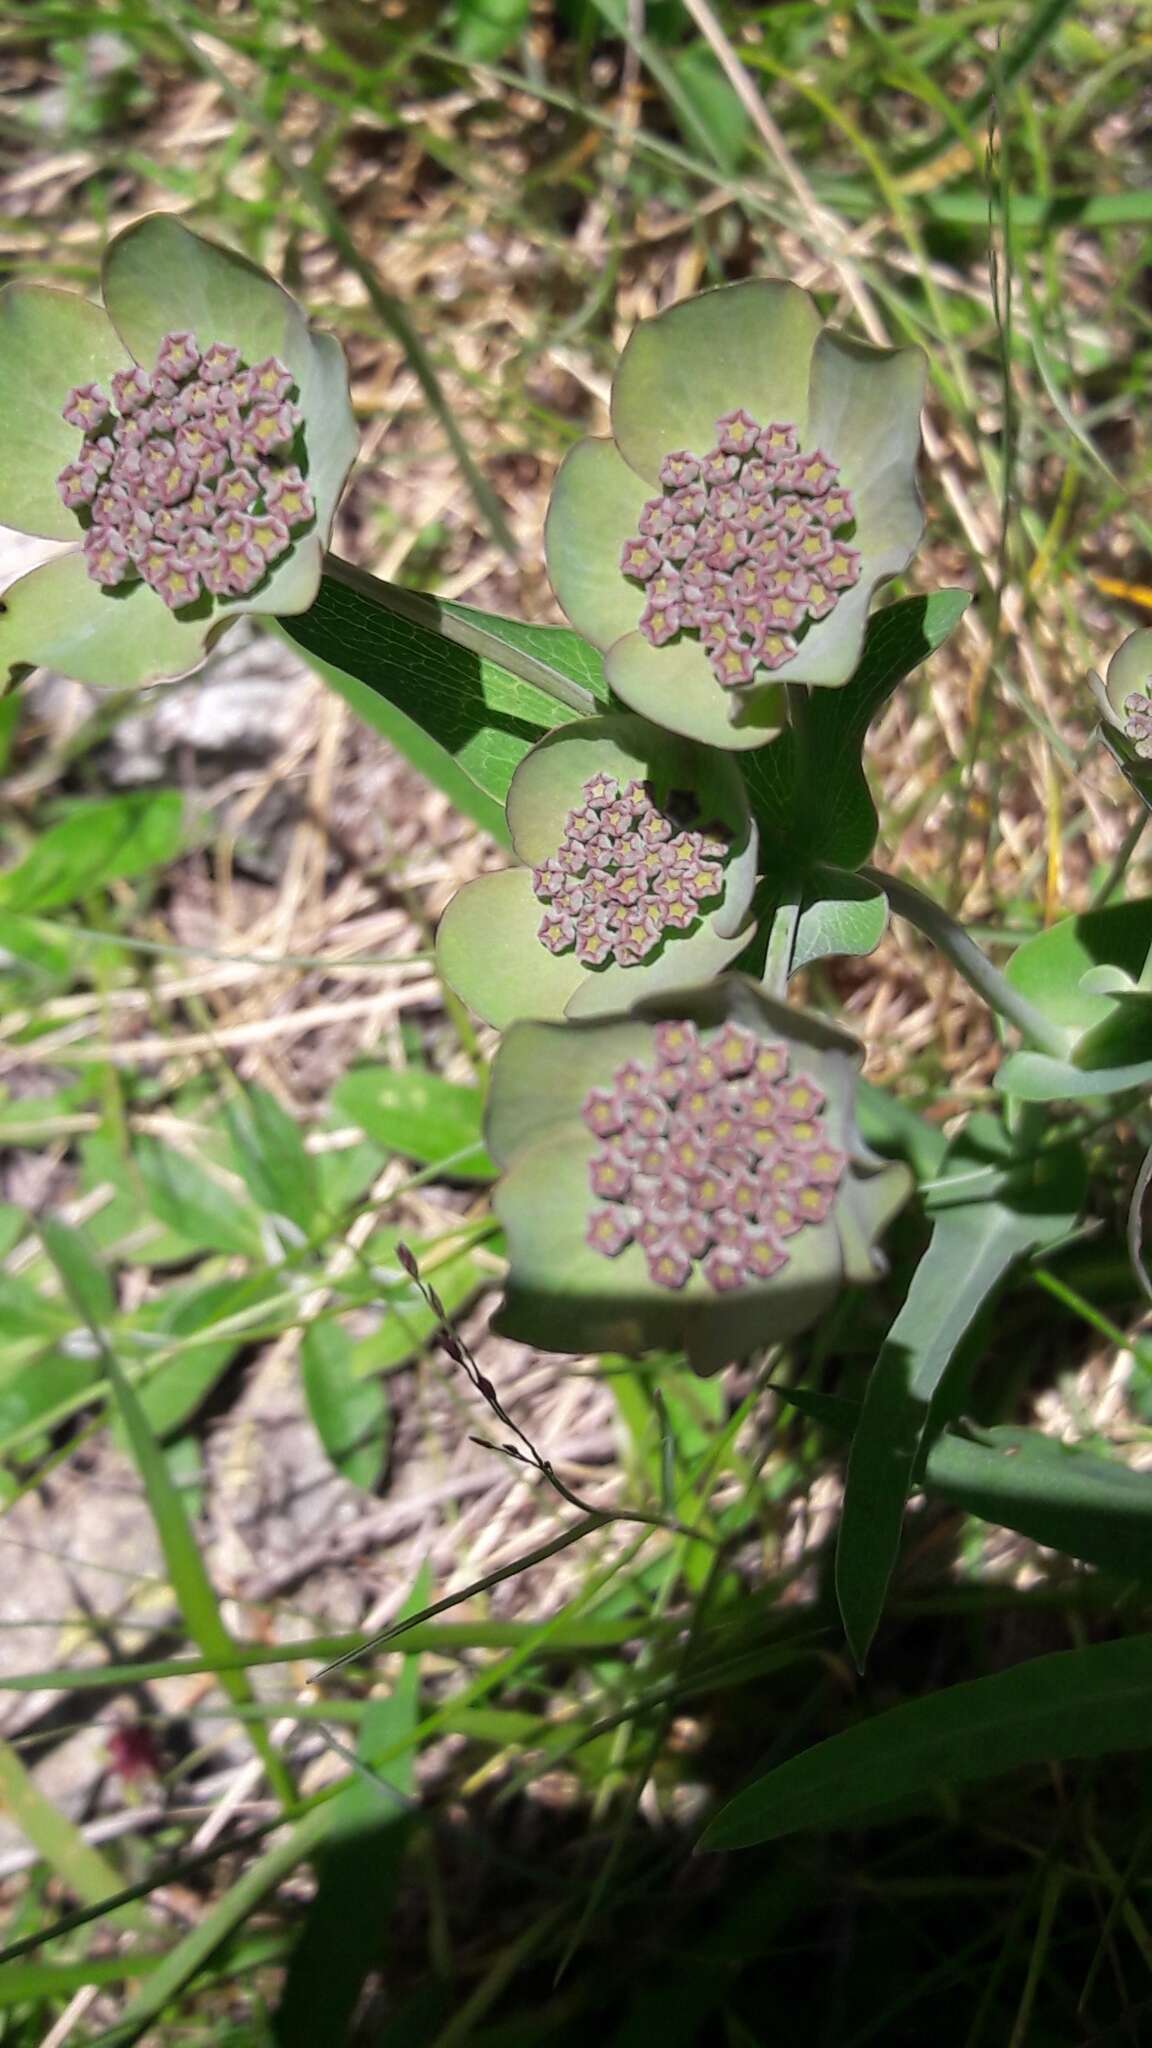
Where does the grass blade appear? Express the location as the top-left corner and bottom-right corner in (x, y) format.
(39, 1217), (294, 1810)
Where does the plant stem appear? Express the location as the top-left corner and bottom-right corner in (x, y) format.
(322, 554), (598, 718)
(863, 865), (1069, 1057)
(762, 883), (801, 999)
(1090, 810), (1148, 909)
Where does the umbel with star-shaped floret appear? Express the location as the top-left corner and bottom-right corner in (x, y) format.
(485, 976), (912, 1376)
(0, 213), (357, 692)
(545, 279), (925, 751)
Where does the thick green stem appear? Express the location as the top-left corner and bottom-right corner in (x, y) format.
(864, 865), (1068, 1057)
(762, 884), (801, 999)
(321, 553), (598, 718)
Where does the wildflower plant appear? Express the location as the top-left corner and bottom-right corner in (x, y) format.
(5, 224), (1150, 1680)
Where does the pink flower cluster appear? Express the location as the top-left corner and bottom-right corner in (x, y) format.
(581, 1019), (847, 1293)
(1122, 688), (1152, 760)
(56, 332), (315, 612)
(532, 772), (731, 968)
(619, 411), (861, 691)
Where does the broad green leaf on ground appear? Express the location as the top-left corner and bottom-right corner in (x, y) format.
(80, 1133), (208, 1268)
(701, 1632), (1152, 1849)
(742, 592), (970, 877)
(0, 791), (183, 913)
(835, 1124), (1087, 1667)
(0, 1349), (96, 1454)
(38, 1217), (292, 1809)
(122, 1273), (284, 1440)
(279, 566), (601, 830)
(225, 1085), (320, 1236)
(792, 865), (889, 971)
(0, 911), (75, 981)
(0, 1270), (74, 1342)
(133, 1135), (265, 1259)
(332, 1065), (494, 1181)
(301, 1318), (391, 1490)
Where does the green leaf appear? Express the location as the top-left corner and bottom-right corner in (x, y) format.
(332, 1065), (493, 1181)
(454, 0), (531, 62)
(997, 1044), (1152, 1102)
(0, 1271), (74, 1341)
(133, 1135), (265, 1258)
(444, 601), (608, 707)
(0, 791), (183, 913)
(667, 43), (751, 173)
(926, 1426), (1152, 1582)
(0, 910), (76, 981)
(0, 1349), (96, 1452)
(776, 1390), (1152, 1584)
(39, 1212), (115, 1327)
(125, 1274), (283, 1439)
(301, 1318), (391, 1491)
(701, 1633), (1152, 1849)
(225, 1085), (320, 1235)
(742, 592), (970, 874)
(835, 1127), (1087, 1667)
(792, 865), (889, 971)
(1004, 898), (1152, 1046)
(280, 568), (602, 828)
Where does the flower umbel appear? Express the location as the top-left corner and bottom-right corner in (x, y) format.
(1090, 628), (1152, 781)
(545, 280), (925, 750)
(581, 1018), (846, 1295)
(533, 772), (731, 967)
(621, 416), (860, 692)
(485, 976), (912, 1374)
(0, 212), (357, 690)
(436, 714), (758, 1029)
(58, 334), (314, 612)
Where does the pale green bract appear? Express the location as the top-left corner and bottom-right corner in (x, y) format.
(0, 213), (357, 692)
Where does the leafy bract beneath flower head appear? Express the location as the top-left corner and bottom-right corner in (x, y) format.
(1091, 628), (1152, 781)
(545, 280), (925, 750)
(0, 213), (357, 691)
(436, 714), (759, 1029)
(485, 975), (912, 1374)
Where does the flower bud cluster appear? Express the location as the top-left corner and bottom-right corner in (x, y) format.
(620, 412), (861, 692)
(56, 332), (315, 611)
(1122, 688), (1152, 760)
(531, 773), (731, 968)
(581, 1018), (847, 1292)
